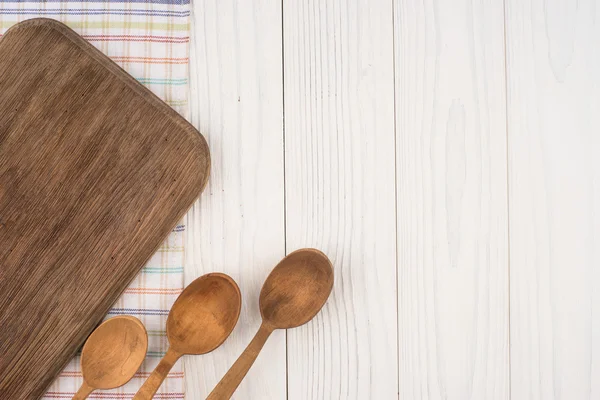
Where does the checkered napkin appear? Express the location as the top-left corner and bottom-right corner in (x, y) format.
(0, 2), (191, 399)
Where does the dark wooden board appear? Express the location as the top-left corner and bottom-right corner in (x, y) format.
(0, 19), (210, 400)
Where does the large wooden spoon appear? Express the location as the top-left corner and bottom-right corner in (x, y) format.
(207, 248), (334, 400)
(73, 316), (148, 400)
(133, 273), (241, 400)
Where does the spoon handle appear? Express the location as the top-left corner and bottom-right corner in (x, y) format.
(72, 381), (94, 400)
(207, 322), (274, 400)
(133, 347), (181, 400)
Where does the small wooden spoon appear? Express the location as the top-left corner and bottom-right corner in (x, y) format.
(207, 248), (334, 400)
(133, 273), (241, 400)
(72, 316), (148, 400)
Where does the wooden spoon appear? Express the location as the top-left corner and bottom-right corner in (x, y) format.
(133, 273), (242, 400)
(207, 248), (334, 400)
(72, 316), (148, 400)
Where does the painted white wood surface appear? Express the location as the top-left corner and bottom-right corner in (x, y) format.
(506, 0), (600, 399)
(283, 0), (397, 399)
(394, 1), (509, 399)
(184, 0), (600, 398)
(185, 1), (286, 399)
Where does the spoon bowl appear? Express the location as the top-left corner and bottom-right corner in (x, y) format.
(167, 273), (242, 354)
(73, 316), (148, 399)
(260, 249), (334, 329)
(133, 273), (241, 400)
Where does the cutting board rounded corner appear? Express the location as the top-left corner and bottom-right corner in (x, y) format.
(1, 18), (211, 197)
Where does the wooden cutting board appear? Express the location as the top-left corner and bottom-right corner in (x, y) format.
(0, 19), (210, 399)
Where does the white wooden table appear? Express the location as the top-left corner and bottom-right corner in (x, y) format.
(183, 0), (600, 398)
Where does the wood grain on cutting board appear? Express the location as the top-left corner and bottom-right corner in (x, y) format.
(0, 19), (209, 400)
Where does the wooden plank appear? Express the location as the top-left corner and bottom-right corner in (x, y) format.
(0, 19), (209, 400)
(283, 0), (398, 398)
(505, 0), (600, 398)
(394, 1), (509, 398)
(184, 1), (286, 398)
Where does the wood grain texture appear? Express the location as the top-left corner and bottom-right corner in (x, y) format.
(394, 1), (509, 398)
(0, 19), (209, 400)
(505, 0), (600, 398)
(183, 1), (600, 398)
(283, 0), (398, 398)
(185, 0), (286, 398)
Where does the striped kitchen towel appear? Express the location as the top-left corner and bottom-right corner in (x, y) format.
(0, 2), (191, 399)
